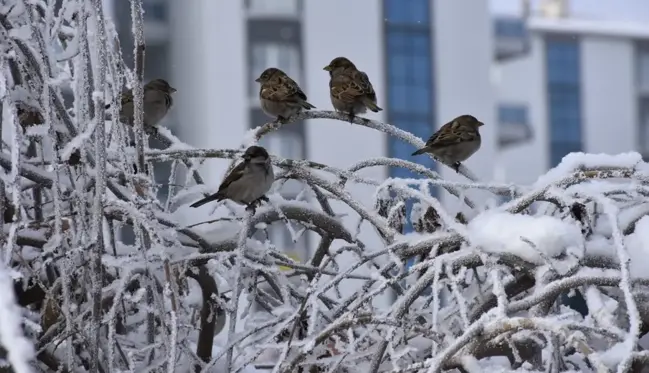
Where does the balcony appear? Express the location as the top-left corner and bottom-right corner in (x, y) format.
(494, 17), (530, 62)
(246, 0), (300, 19)
(498, 103), (533, 148)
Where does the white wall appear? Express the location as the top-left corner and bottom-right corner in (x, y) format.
(497, 32), (641, 187)
(582, 37), (637, 154)
(497, 35), (548, 185)
(303, 1), (386, 174)
(434, 0), (497, 211)
(170, 0), (248, 185)
(303, 0), (388, 304)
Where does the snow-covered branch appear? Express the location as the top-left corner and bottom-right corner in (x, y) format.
(3, 2), (649, 372)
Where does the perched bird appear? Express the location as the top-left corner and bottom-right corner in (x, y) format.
(189, 146), (274, 211)
(323, 57), (382, 122)
(107, 78), (177, 134)
(411, 114), (484, 173)
(255, 67), (316, 122)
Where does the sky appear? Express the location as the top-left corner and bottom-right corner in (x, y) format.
(490, 0), (649, 23)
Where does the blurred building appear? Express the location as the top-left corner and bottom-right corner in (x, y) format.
(495, 1), (649, 184)
(153, 0), (496, 262)
(102, 0), (649, 252)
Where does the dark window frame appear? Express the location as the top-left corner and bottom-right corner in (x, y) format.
(382, 0), (436, 238)
(544, 35), (583, 168)
(245, 6), (310, 264)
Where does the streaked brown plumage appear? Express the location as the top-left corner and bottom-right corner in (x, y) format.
(255, 68), (315, 122)
(324, 57), (382, 122)
(107, 78), (176, 134)
(412, 114), (484, 173)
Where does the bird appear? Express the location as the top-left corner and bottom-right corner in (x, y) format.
(106, 78), (177, 135)
(189, 146), (275, 212)
(255, 67), (316, 123)
(323, 57), (382, 123)
(411, 114), (484, 173)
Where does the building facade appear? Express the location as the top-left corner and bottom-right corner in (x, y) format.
(162, 1), (495, 311)
(157, 0), (496, 262)
(496, 17), (649, 184)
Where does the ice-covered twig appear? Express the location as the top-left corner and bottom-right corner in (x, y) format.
(88, 2), (110, 371)
(223, 209), (254, 373)
(247, 110), (480, 182)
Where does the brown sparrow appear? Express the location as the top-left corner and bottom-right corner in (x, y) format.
(324, 57), (382, 122)
(255, 68), (316, 122)
(107, 78), (176, 134)
(412, 114), (484, 173)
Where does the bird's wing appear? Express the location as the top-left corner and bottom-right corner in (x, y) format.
(260, 75), (307, 103)
(426, 121), (477, 148)
(330, 70), (377, 104)
(281, 74), (308, 101)
(329, 73), (363, 104)
(216, 160), (247, 194)
(354, 70), (378, 101)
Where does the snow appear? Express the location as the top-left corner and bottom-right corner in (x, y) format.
(529, 17), (649, 39)
(533, 152), (642, 188)
(5, 2), (649, 370)
(623, 216), (649, 279)
(0, 261), (34, 373)
(467, 211), (585, 265)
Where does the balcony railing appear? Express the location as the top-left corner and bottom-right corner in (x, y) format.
(494, 17), (531, 62)
(498, 104), (534, 148)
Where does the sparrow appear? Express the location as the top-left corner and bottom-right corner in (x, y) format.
(189, 146), (275, 212)
(255, 67), (316, 122)
(411, 114), (484, 173)
(323, 57), (382, 122)
(106, 78), (177, 134)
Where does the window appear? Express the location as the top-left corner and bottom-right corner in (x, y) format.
(637, 48), (649, 92)
(545, 37), (582, 168)
(249, 43), (301, 100)
(384, 0), (430, 25)
(546, 39), (580, 84)
(143, 0), (167, 21)
(498, 104), (528, 124)
(494, 18), (526, 39)
(384, 0), (436, 236)
(248, 0), (299, 16)
(639, 99), (649, 153)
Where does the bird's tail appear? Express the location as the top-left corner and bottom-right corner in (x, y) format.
(362, 98), (383, 112)
(301, 100), (316, 110)
(411, 148), (428, 156)
(190, 193), (222, 208)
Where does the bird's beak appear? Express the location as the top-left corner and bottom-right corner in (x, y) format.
(478, 121), (485, 127)
(170, 87), (177, 93)
(254, 77), (261, 83)
(323, 65), (332, 71)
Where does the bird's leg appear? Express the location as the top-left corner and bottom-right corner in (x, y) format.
(347, 111), (355, 124)
(276, 116), (287, 124)
(245, 203), (257, 214)
(249, 195), (269, 210)
(145, 125), (159, 137)
(453, 162), (461, 173)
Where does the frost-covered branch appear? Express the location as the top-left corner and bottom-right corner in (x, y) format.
(3, 3), (649, 372)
